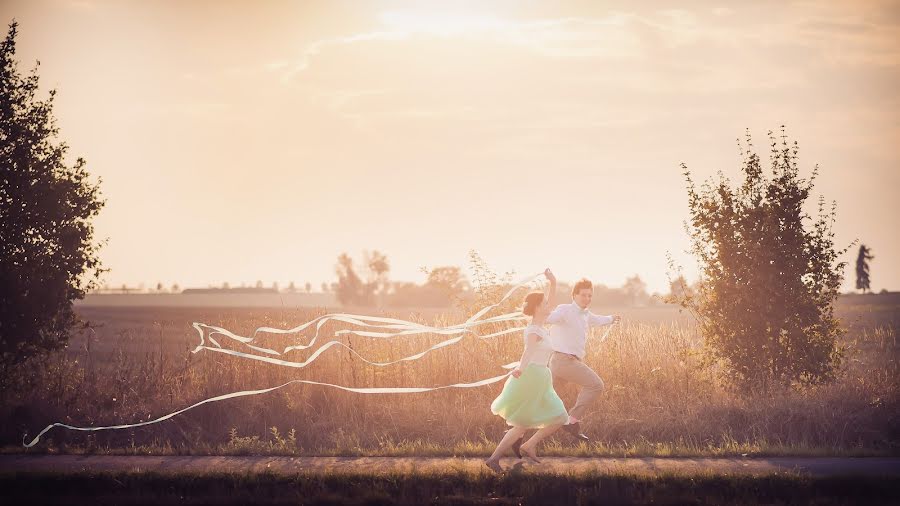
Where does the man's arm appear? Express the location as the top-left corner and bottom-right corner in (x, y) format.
(588, 312), (620, 326)
(545, 303), (568, 325)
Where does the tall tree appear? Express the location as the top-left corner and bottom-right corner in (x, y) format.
(622, 275), (648, 306)
(426, 266), (469, 297)
(855, 244), (874, 293)
(0, 22), (105, 366)
(364, 250), (390, 304)
(672, 128), (850, 389)
(335, 252), (365, 305)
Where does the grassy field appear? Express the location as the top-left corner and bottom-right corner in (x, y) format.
(4, 469), (900, 505)
(1, 295), (897, 457)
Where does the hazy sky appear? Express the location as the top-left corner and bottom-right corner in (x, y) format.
(3, 0), (898, 294)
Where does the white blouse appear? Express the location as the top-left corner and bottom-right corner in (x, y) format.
(521, 324), (554, 367)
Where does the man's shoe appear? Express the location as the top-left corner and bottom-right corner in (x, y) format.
(563, 422), (590, 442)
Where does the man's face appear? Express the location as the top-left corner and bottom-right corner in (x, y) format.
(573, 288), (592, 309)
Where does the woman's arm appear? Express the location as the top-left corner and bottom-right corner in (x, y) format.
(543, 268), (557, 307)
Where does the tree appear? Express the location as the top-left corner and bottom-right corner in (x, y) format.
(305, 281), (312, 294)
(426, 266), (469, 296)
(335, 251), (391, 306)
(622, 275), (648, 306)
(672, 128), (849, 389)
(855, 244), (874, 293)
(0, 22), (105, 366)
(364, 250), (390, 303)
(666, 275), (694, 302)
(335, 253), (365, 305)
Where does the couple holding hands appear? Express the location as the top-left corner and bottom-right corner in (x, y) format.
(485, 269), (621, 472)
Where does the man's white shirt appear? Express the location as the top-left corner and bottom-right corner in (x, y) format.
(546, 302), (614, 359)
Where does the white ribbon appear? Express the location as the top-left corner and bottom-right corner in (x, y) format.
(23, 274), (545, 447)
(23, 371), (514, 448)
(189, 273), (545, 369)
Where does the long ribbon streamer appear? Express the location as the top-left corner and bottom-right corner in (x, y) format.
(23, 274), (620, 447)
(189, 273), (545, 368)
(23, 371), (514, 448)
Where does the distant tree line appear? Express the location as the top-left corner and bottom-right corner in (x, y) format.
(331, 251), (666, 308)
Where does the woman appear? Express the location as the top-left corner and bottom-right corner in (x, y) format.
(485, 268), (567, 472)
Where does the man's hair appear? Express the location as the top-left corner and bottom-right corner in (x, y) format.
(572, 278), (593, 296)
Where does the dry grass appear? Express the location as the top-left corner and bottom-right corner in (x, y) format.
(1, 301), (897, 456)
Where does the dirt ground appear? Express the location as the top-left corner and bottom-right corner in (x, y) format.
(3, 455), (899, 476)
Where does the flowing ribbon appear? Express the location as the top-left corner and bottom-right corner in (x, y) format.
(23, 273), (621, 447)
(23, 274), (546, 447)
(23, 371), (514, 448)
(188, 273), (546, 369)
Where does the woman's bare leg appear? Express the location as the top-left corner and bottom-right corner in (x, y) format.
(519, 423), (564, 461)
(486, 426), (528, 465)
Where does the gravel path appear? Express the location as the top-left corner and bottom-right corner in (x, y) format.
(3, 455), (899, 476)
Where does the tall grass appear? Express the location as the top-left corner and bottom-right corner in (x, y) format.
(1, 302), (897, 456)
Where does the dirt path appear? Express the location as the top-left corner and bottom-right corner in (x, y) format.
(3, 455), (899, 476)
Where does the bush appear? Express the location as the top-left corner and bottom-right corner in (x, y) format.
(672, 128), (850, 390)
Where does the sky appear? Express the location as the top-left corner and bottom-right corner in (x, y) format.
(2, 0), (898, 294)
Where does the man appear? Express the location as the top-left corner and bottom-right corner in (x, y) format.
(547, 278), (621, 440)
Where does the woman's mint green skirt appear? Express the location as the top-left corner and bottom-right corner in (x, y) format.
(491, 364), (568, 428)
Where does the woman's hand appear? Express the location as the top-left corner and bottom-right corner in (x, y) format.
(544, 268), (556, 283)
(512, 368), (523, 378)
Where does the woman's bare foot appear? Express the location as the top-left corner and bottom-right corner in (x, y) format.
(484, 458), (503, 473)
(520, 445), (541, 464)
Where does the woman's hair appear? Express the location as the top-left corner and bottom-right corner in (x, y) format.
(522, 291), (545, 316)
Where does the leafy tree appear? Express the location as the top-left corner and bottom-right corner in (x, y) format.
(335, 251), (391, 306)
(622, 274), (648, 306)
(672, 128), (850, 389)
(666, 274), (694, 302)
(335, 253), (365, 305)
(855, 244), (873, 293)
(0, 22), (105, 366)
(426, 266), (469, 297)
(364, 250), (390, 303)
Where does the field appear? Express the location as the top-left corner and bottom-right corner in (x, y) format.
(2, 294), (897, 458)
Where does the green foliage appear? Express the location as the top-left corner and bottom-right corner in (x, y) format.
(0, 22), (105, 366)
(222, 427), (299, 455)
(673, 128), (850, 389)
